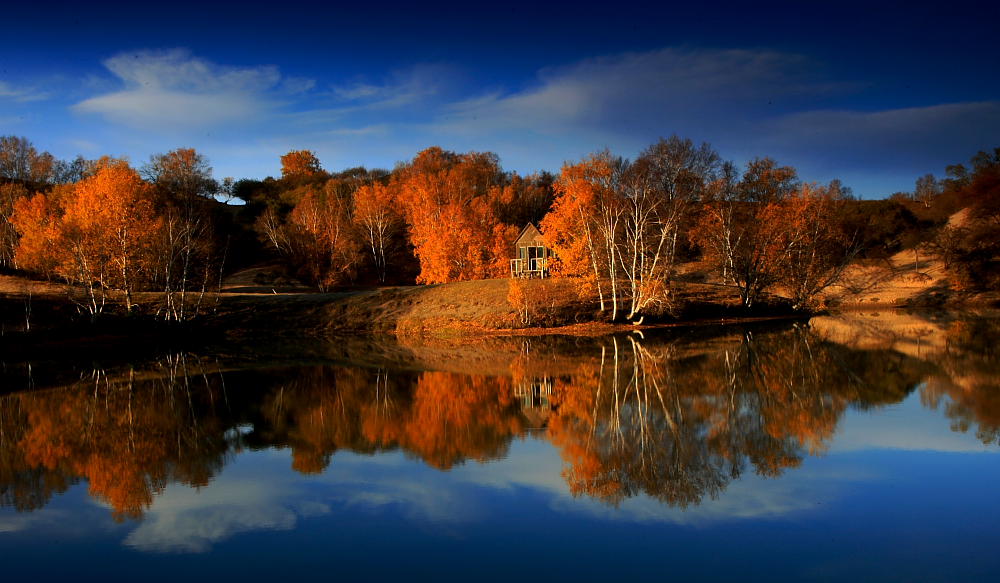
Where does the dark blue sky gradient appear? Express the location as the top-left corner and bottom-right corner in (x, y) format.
(2, 0), (997, 196)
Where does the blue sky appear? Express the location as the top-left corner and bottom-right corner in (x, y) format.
(1, 1), (998, 197)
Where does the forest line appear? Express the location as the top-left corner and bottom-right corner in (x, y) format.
(1, 135), (997, 325)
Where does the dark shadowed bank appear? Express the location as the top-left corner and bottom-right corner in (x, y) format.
(0, 277), (800, 348)
(2, 276), (998, 356)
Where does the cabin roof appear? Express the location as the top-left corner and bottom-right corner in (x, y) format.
(515, 223), (544, 245)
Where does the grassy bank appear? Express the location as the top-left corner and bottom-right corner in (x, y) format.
(1, 272), (798, 343)
(3, 268), (997, 346)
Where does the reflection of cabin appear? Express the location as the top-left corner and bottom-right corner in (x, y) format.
(514, 376), (554, 429)
(514, 377), (553, 410)
(510, 223), (551, 278)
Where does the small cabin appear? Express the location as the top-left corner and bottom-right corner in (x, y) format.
(510, 223), (551, 278)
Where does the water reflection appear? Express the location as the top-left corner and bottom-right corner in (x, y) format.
(1, 315), (998, 522)
(547, 328), (923, 508)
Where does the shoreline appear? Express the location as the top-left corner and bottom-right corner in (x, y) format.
(2, 274), (997, 350)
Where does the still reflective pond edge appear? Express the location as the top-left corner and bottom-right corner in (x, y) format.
(2, 312), (999, 582)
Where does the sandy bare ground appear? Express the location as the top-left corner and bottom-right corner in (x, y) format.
(820, 209), (975, 308)
(818, 246), (947, 307)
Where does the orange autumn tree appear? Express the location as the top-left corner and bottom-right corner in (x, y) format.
(1, 182), (30, 268)
(394, 147), (518, 284)
(691, 157), (799, 308)
(143, 148), (222, 321)
(8, 188), (65, 275)
(280, 149), (324, 179)
(60, 159), (162, 312)
(761, 182), (857, 310)
(541, 138), (720, 322)
(11, 158), (162, 314)
(540, 155), (609, 308)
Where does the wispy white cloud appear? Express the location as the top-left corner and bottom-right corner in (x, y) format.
(281, 63), (460, 131)
(331, 63), (457, 108)
(419, 48), (1000, 191)
(62, 138), (101, 153)
(73, 49), (306, 131)
(761, 101), (1000, 172)
(334, 82), (383, 101)
(437, 48), (828, 135)
(0, 81), (49, 102)
(57, 46), (1000, 195)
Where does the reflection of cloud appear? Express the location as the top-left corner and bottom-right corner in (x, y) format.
(459, 437), (852, 525)
(456, 436), (569, 494)
(552, 469), (856, 525)
(118, 437), (865, 554)
(126, 504), (298, 553)
(73, 49), (304, 131)
(121, 449), (483, 553)
(322, 459), (484, 525)
(0, 509), (92, 536)
(99, 390), (998, 553)
(831, 392), (998, 454)
(0, 515), (33, 533)
(122, 474), (313, 553)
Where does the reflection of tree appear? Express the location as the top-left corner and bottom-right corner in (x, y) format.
(547, 326), (925, 507)
(0, 323), (936, 519)
(1, 355), (232, 521)
(253, 367), (524, 472)
(549, 338), (737, 507)
(921, 319), (1000, 444)
(0, 396), (75, 511)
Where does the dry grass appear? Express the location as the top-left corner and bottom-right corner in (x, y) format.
(0, 273), (67, 298)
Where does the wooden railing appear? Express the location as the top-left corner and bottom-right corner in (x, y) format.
(510, 257), (548, 278)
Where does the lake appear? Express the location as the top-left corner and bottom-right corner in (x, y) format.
(2, 312), (998, 581)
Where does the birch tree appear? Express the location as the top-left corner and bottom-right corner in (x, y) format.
(353, 183), (402, 284)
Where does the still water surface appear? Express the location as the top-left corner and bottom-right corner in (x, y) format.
(1, 313), (998, 581)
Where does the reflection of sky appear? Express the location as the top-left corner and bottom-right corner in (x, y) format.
(831, 389), (998, 455)
(3, 392), (1000, 581)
